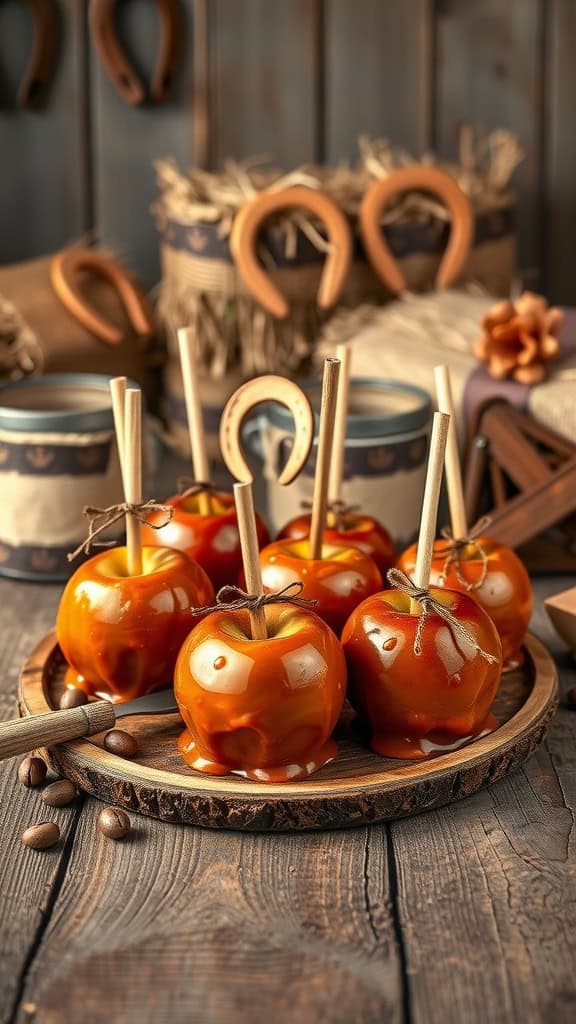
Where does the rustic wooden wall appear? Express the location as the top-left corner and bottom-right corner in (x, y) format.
(0, 0), (574, 302)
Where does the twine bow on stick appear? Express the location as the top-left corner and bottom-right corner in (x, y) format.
(386, 568), (498, 664)
(434, 515), (493, 592)
(301, 498), (360, 531)
(67, 500), (174, 561)
(192, 581), (318, 618)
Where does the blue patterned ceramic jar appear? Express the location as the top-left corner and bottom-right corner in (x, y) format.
(243, 378), (432, 549)
(0, 374), (126, 581)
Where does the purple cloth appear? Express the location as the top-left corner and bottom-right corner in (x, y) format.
(462, 307), (576, 436)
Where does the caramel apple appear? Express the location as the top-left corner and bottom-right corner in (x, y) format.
(174, 599), (346, 782)
(278, 509), (396, 577)
(258, 537), (382, 634)
(141, 489), (270, 590)
(341, 582), (503, 759)
(396, 535), (532, 668)
(57, 545), (214, 702)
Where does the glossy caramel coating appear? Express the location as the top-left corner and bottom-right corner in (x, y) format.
(141, 491), (269, 591)
(57, 546), (214, 702)
(278, 511), (396, 577)
(397, 536), (532, 668)
(257, 538), (383, 635)
(174, 605), (347, 782)
(342, 587), (503, 760)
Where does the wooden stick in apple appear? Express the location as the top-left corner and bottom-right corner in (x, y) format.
(410, 410), (450, 614)
(110, 375), (127, 489)
(178, 326), (212, 515)
(327, 343), (351, 513)
(434, 364), (467, 539)
(124, 388), (143, 576)
(309, 357), (341, 559)
(234, 481), (267, 640)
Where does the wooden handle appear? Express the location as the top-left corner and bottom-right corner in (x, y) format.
(0, 702), (115, 762)
(309, 358), (341, 559)
(178, 327), (212, 515)
(19, 0), (60, 109)
(230, 186), (353, 319)
(89, 0), (181, 106)
(51, 249), (154, 346)
(359, 166), (473, 295)
(434, 365), (467, 538)
(234, 482), (267, 640)
(411, 411), (450, 612)
(328, 343), (351, 505)
(220, 375), (314, 486)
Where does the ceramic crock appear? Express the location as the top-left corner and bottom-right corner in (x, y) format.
(243, 377), (432, 547)
(0, 374), (126, 581)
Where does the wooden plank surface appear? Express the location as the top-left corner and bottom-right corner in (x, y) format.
(208, 0), (321, 166)
(435, 0), (544, 286)
(545, 0), (576, 304)
(324, 0), (434, 160)
(90, 0), (195, 287)
(0, 471), (575, 1023)
(0, 0), (90, 264)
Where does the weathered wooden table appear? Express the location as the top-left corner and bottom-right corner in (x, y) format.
(1, 574), (575, 1024)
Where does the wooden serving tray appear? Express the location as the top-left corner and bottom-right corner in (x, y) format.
(18, 631), (558, 832)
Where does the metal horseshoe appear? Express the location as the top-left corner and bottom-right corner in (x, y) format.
(219, 376), (314, 486)
(89, 0), (181, 106)
(359, 165), (474, 295)
(50, 249), (154, 346)
(230, 186), (353, 320)
(1, 0), (60, 109)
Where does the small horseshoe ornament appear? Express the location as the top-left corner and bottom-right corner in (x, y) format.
(220, 376), (314, 486)
(230, 186), (353, 320)
(89, 0), (181, 106)
(359, 166), (474, 295)
(0, 0), (60, 109)
(50, 249), (154, 346)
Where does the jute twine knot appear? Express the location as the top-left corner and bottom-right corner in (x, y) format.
(192, 581), (318, 618)
(435, 515), (492, 591)
(177, 477), (219, 500)
(386, 567), (498, 664)
(301, 498), (360, 532)
(67, 500), (174, 561)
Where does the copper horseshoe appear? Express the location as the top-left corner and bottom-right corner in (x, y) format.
(50, 249), (154, 346)
(220, 376), (314, 486)
(89, 0), (181, 106)
(359, 166), (474, 294)
(6, 0), (60, 109)
(230, 186), (353, 320)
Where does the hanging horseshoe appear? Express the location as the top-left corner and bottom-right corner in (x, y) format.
(89, 0), (181, 106)
(359, 166), (474, 295)
(220, 376), (314, 486)
(230, 186), (353, 320)
(4, 0), (60, 109)
(50, 249), (154, 346)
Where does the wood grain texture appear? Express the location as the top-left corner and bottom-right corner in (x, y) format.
(209, 0), (321, 167)
(91, 0), (195, 287)
(435, 0), (544, 285)
(545, 0), (576, 303)
(324, 0), (434, 159)
(18, 632), (558, 831)
(0, 0), (90, 263)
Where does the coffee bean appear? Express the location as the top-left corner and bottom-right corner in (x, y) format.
(42, 780), (77, 807)
(21, 822), (60, 850)
(566, 686), (576, 708)
(59, 687), (89, 710)
(18, 756), (47, 788)
(97, 806), (131, 840)
(104, 729), (139, 758)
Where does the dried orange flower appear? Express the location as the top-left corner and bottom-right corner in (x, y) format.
(473, 291), (563, 384)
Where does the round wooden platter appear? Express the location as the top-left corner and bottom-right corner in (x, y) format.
(18, 631), (558, 833)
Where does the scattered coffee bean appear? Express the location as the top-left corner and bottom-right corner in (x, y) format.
(566, 687), (576, 708)
(21, 822), (60, 850)
(18, 756), (47, 788)
(59, 687), (89, 710)
(104, 729), (139, 758)
(97, 806), (131, 840)
(42, 780), (77, 807)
